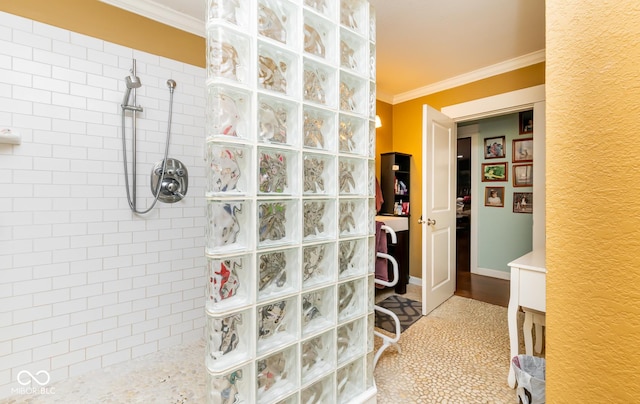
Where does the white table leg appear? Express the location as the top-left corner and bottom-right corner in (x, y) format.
(534, 313), (545, 354)
(523, 311), (534, 356)
(507, 267), (520, 388)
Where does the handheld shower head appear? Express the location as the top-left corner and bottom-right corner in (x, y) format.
(122, 74), (142, 108)
(167, 79), (177, 94)
(126, 75), (142, 89)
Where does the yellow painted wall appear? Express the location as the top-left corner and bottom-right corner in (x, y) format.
(546, 1), (640, 401)
(0, 0), (205, 68)
(390, 63), (545, 279)
(375, 100), (393, 178)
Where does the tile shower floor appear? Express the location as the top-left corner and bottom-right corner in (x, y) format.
(3, 285), (525, 403)
(2, 339), (206, 404)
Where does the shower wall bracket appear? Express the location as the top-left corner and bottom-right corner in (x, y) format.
(151, 158), (188, 203)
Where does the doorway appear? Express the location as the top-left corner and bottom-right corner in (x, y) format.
(416, 86), (545, 309)
(456, 137), (471, 274)
(453, 131), (508, 308)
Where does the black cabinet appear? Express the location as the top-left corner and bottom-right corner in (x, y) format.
(378, 152), (411, 294)
(380, 152), (411, 215)
(387, 228), (409, 294)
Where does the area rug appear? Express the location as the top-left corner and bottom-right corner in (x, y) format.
(375, 295), (423, 333)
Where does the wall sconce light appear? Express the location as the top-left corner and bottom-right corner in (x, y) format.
(375, 115), (382, 128)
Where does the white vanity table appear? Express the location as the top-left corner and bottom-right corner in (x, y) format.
(507, 249), (546, 388)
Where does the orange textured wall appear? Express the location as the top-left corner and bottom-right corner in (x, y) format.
(0, 0), (205, 68)
(546, 0), (640, 401)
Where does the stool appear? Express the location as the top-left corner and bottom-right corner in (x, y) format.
(523, 309), (545, 355)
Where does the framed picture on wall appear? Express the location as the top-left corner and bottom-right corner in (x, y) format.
(485, 187), (505, 207)
(512, 138), (533, 163)
(513, 164), (533, 187)
(519, 110), (533, 134)
(481, 162), (508, 182)
(513, 192), (533, 213)
(484, 136), (506, 159)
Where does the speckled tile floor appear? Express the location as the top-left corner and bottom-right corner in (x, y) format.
(373, 285), (523, 403)
(3, 285), (530, 404)
(1, 339), (207, 404)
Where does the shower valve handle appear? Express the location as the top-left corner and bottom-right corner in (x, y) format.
(165, 180), (184, 199)
(166, 181), (179, 193)
(151, 158), (188, 204)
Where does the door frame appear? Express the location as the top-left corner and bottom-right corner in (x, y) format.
(442, 85), (545, 122)
(442, 84), (546, 278)
(456, 125), (480, 277)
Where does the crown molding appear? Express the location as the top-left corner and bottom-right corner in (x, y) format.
(99, 0), (205, 37)
(375, 89), (394, 104)
(391, 49), (546, 105)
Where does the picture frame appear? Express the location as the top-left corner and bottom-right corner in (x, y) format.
(484, 187), (505, 207)
(481, 162), (508, 182)
(513, 192), (533, 213)
(513, 164), (533, 187)
(512, 138), (533, 163)
(519, 110), (533, 134)
(484, 136), (506, 159)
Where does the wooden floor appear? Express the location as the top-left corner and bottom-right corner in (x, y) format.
(454, 226), (510, 307)
(455, 270), (510, 307)
(380, 226), (510, 308)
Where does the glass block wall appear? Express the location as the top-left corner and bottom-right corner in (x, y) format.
(204, 1), (376, 402)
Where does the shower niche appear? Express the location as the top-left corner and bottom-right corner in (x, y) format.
(205, 0), (376, 402)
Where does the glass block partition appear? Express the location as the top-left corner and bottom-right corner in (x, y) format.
(205, 1), (376, 402)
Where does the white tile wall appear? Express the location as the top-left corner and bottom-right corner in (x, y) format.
(0, 11), (206, 399)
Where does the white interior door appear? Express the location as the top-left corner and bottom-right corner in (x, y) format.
(421, 105), (456, 315)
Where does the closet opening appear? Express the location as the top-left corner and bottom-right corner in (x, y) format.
(456, 137), (471, 277)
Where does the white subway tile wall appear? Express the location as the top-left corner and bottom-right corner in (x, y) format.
(0, 11), (207, 398)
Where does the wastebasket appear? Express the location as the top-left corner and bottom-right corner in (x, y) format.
(511, 355), (546, 404)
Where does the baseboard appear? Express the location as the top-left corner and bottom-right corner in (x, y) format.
(472, 267), (511, 280)
(409, 276), (421, 286)
(409, 268), (510, 284)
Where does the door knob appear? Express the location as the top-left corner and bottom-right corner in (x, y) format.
(427, 218), (436, 226)
(418, 216), (425, 224)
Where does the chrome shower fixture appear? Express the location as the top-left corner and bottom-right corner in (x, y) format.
(120, 58), (185, 214)
(127, 73), (142, 88)
(167, 79), (177, 92)
(122, 72), (142, 110)
(150, 158), (188, 204)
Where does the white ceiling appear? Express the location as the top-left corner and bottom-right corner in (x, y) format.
(100, 0), (545, 104)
